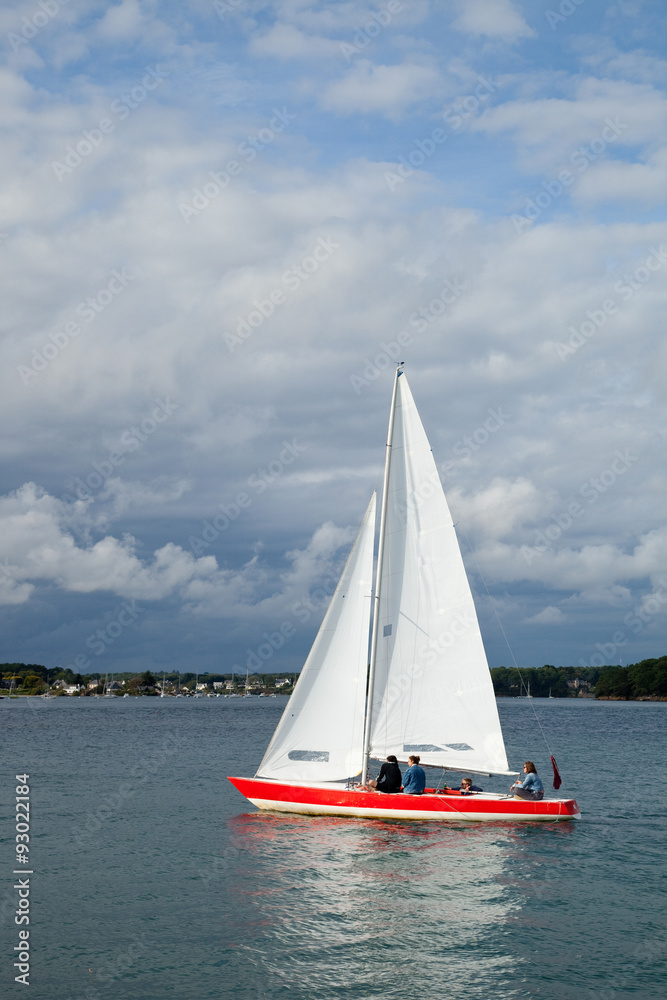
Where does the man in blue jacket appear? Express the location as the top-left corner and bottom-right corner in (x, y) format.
(402, 755), (426, 794)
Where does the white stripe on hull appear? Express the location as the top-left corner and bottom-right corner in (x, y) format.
(248, 796), (580, 823)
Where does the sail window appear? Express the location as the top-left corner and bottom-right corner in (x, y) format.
(445, 743), (474, 751)
(403, 744), (444, 753)
(383, 624), (392, 637)
(287, 750), (330, 762)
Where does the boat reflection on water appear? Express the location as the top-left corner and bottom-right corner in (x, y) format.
(218, 811), (541, 998)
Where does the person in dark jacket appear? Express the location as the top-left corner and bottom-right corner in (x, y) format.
(460, 778), (483, 795)
(374, 755), (402, 793)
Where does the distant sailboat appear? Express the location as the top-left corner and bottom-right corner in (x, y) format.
(229, 367), (580, 822)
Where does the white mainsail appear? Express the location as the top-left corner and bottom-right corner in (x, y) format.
(256, 493), (376, 782)
(368, 372), (511, 776)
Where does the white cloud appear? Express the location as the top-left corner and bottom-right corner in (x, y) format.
(96, 0), (144, 42)
(0, 483), (219, 602)
(449, 478), (552, 540)
(0, 482), (359, 629)
(477, 525), (667, 594)
(1, 0), (666, 672)
(473, 78), (667, 172)
(524, 605), (565, 625)
(321, 60), (441, 118)
(575, 147), (667, 203)
(452, 0), (535, 41)
(249, 24), (342, 60)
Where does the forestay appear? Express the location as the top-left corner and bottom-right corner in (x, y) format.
(368, 374), (512, 776)
(256, 493), (376, 782)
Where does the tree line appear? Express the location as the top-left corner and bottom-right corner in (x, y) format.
(490, 658), (667, 699)
(0, 665), (298, 695)
(2, 660), (666, 699)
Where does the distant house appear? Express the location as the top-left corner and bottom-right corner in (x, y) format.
(213, 681), (224, 690)
(64, 684), (82, 694)
(196, 682), (207, 691)
(567, 678), (592, 692)
(275, 678), (290, 688)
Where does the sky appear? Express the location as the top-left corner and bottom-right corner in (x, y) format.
(1, 0), (666, 679)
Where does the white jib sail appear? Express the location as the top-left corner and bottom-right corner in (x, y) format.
(369, 373), (511, 775)
(256, 493), (376, 782)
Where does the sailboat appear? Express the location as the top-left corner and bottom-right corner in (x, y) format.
(228, 367), (580, 822)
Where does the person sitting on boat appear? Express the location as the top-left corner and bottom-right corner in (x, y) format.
(355, 756), (402, 792)
(402, 755), (426, 795)
(510, 761), (544, 800)
(373, 755), (402, 793)
(460, 778), (483, 795)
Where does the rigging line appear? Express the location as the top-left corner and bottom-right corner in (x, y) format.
(457, 524), (557, 763)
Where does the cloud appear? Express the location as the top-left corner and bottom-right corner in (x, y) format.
(1, 0), (666, 673)
(524, 606), (566, 625)
(0, 483), (219, 603)
(321, 60), (441, 118)
(0, 482), (359, 629)
(250, 24), (342, 60)
(473, 78), (667, 172)
(451, 0), (535, 41)
(477, 525), (667, 595)
(574, 147), (667, 203)
(449, 478), (551, 540)
(95, 0), (145, 42)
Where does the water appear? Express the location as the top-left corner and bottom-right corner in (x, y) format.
(1, 697), (665, 999)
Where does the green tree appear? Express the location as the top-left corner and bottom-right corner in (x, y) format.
(596, 667), (631, 699)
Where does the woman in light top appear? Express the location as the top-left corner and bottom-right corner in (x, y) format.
(510, 761), (544, 800)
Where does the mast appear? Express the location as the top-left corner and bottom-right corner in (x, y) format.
(361, 362), (403, 783)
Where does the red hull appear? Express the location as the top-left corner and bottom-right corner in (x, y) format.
(228, 776), (580, 823)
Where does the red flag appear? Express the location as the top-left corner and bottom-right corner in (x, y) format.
(550, 754), (562, 790)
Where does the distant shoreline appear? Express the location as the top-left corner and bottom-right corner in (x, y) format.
(3, 658), (666, 700)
